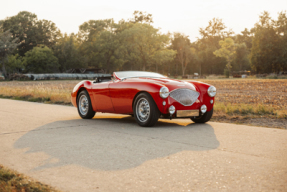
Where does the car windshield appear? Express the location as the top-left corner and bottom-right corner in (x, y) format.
(114, 71), (165, 79)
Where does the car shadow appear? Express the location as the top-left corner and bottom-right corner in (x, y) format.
(14, 116), (219, 171)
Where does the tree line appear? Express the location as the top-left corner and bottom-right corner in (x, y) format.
(0, 10), (286, 78)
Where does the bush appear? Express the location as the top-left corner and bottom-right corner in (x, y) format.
(23, 45), (59, 73)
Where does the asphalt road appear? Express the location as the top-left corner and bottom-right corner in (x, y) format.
(0, 98), (286, 192)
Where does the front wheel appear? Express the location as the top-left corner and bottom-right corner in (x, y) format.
(77, 90), (96, 119)
(191, 108), (213, 123)
(133, 93), (160, 127)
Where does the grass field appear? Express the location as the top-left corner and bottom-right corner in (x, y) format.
(0, 78), (286, 128)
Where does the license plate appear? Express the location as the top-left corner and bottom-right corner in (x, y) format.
(177, 110), (199, 117)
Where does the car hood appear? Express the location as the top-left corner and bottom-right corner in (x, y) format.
(124, 77), (197, 92)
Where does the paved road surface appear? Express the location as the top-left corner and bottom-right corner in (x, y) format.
(0, 99), (286, 191)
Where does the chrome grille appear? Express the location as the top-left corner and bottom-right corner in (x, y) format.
(169, 88), (200, 106)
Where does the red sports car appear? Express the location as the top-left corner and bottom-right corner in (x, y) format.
(71, 71), (216, 127)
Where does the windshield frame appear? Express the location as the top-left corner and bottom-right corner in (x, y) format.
(113, 71), (165, 80)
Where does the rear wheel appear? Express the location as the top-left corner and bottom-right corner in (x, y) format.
(77, 90), (96, 119)
(191, 108), (213, 123)
(133, 93), (160, 127)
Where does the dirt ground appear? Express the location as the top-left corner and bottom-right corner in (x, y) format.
(200, 79), (287, 111)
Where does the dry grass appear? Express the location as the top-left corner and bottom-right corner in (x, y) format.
(0, 164), (60, 192)
(0, 81), (74, 105)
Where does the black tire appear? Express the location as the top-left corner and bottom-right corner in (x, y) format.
(77, 90), (96, 119)
(133, 93), (160, 127)
(191, 108), (213, 123)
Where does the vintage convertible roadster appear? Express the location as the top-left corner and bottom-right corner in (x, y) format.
(71, 71), (216, 127)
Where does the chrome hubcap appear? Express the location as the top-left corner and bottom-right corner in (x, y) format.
(136, 98), (150, 122)
(79, 95), (89, 115)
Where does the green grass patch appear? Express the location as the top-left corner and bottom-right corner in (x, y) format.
(215, 102), (277, 116)
(1, 95), (51, 103)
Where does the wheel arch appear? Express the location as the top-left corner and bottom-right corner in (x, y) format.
(76, 86), (97, 112)
(132, 91), (150, 109)
(132, 91), (161, 114)
(77, 87), (88, 102)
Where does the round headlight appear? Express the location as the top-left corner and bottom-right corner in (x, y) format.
(159, 87), (169, 99)
(207, 86), (216, 97)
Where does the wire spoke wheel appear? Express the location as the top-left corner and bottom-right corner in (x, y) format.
(77, 90), (95, 119)
(136, 98), (150, 123)
(79, 95), (89, 115)
(133, 93), (160, 127)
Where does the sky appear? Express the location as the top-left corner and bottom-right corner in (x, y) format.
(1, 0), (286, 42)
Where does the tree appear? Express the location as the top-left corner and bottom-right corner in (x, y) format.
(235, 28), (253, 50)
(0, 30), (19, 77)
(196, 18), (233, 75)
(213, 38), (236, 76)
(78, 19), (114, 42)
(35, 19), (61, 48)
(78, 19), (117, 69)
(274, 11), (287, 72)
(92, 30), (125, 73)
(78, 19), (127, 72)
(120, 23), (176, 71)
(23, 45), (59, 73)
(76, 12), (174, 73)
(152, 49), (177, 72)
(129, 11), (153, 24)
(1, 11), (60, 56)
(199, 18), (233, 48)
(54, 33), (86, 72)
(250, 11), (286, 73)
(4, 54), (23, 75)
(171, 33), (198, 76)
(250, 11), (274, 73)
(234, 43), (250, 71)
